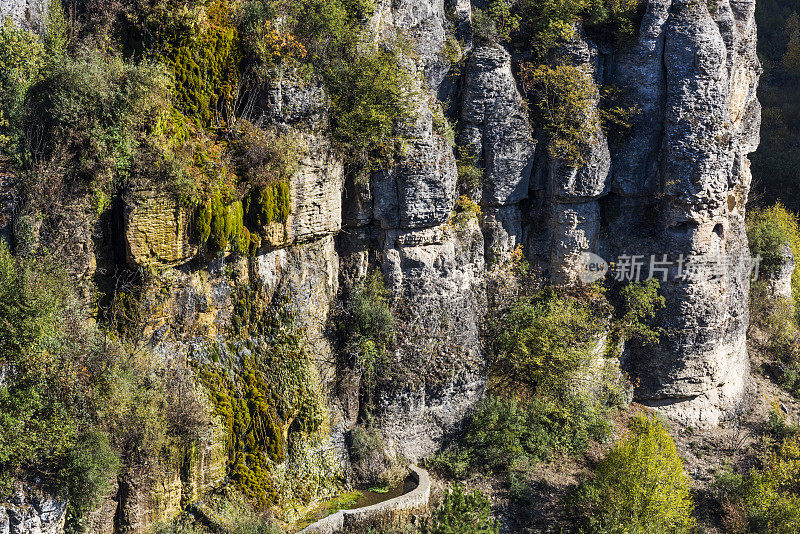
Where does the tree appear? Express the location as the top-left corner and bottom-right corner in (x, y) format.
(570, 414), (696, 534)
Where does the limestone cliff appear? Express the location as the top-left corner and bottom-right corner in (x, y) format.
(0, 0), (762, 530)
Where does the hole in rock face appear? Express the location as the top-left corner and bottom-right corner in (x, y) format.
(713, 223), (724, 239)
(667, 222), (695, 238)
(727, 195), (737, 212)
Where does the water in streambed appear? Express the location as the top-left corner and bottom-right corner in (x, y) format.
(353, 474), (417, 508)
(295, 474), (417, 530)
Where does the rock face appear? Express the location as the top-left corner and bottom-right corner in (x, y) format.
(124, 190), (197, 268)
(608, 0), (760, 425)
(0, 486), (66, 534)
(0, 0), (49, 30)
(0, 0), (764, 528)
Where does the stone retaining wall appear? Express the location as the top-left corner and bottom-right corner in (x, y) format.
(297, 466), (431, 534)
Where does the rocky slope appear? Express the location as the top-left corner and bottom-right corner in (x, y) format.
(0, 0), (761, 530)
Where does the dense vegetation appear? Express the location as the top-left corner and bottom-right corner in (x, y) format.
(570, 414), (696, 534)
(0, 244), (207, 532)
(715, 411), (800, 533)
(752, 0), (800, 211)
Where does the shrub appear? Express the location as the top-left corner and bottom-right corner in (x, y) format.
(570, 414), (696, 534)
(237, 1), (307, 80)
(0, 19), (44, 151)
(61, 430), (121, 526)
(486, 288), (605, 396)
(322, 40), (416, 171)
(520, 63), (601, 165)
(233, 122), (302, 189)
(449, 196), (481, 229)
(349, 424), (385, 462)
(338, 271), (396, 394)
(715, 413), (800, 534)
(610, 279), (665, 349)
(516, 0), (586, 53)
(423, 485), (499, 534)
(747, 203), (800, 310)
(455, 395), (610, 474)
(456, 146), (482, 195)
(20, 48), (170, 197)
(0, 245), (205, 529)
(749, 280), (800, 365)
(584, 0), (645, 46)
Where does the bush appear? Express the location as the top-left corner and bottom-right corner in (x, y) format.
(0, 19), (44, 151)
(747, 203), (800, 310)
(20, 48), (170, 200)
(338, 271), (396, 394)
(323, 40), (416, 171)
(233, 122), (302, 189)
(61, 430), (121, 526)
(449, 196), (481, 229)
(520, 63), (601, 165)
(423, 486), (499, 534)
(610, 279), (665, 349)
(570, 414), (696, 534)
(350, 424), (385, 463)
(516, 0), (587, 53)
(454, 395), (610, 474)
(715, 415), (800, 533)
(486, 288), (605, 396)
(455, 146), (482, 195)
(0, 245), (206, 529)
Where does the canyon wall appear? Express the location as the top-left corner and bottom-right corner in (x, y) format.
(0, 0), (761, 529)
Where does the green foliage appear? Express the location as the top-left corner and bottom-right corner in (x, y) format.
(611, 279), (665, 348)
(570, 414), (696, 534)
(233, 122), (302, 189)
(349, 424), (385, 463)
(516, 0), (587, 52)
(747, 203), (800, 309)
(147, 0), (241, 126)
(516, 0), (643, 53)
(20, 48), (170, 198)
(338, 271), (396, 395)
(446, 395), (610, 475)
(274, 0), (416, 171)
(0, 245), (205, 530)
(521, 64), (601, 165)
(455, 146), (482, 194)
(584, 0), (645, 46)
(486, 288), (605, 396)
(322, 40), (415, 171)
(198, 303), (326, 506)
(749, 279), (800, 365)
(714, 411), (800, 533)
(237, 1), (307, 80)
(423, 485), (499, 534)
(42, 0), (69, 58)
(61, 430), (121, 526)
(449, 196), (482, 229)
(472, 0), (520, 44)
(0, 19), (44, 150)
